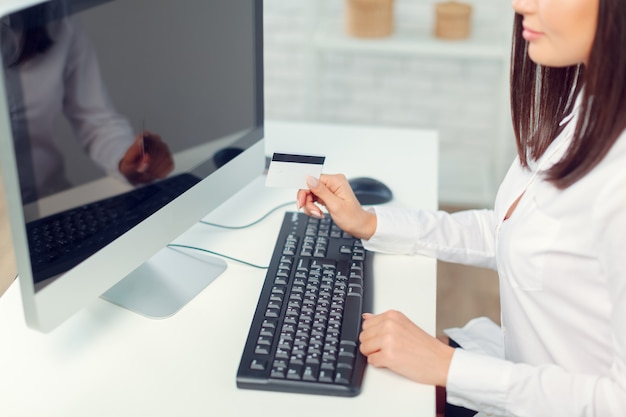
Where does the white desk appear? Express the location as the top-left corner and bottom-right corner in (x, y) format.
(0, 122), (438, 417)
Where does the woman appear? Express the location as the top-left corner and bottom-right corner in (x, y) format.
(297, 0), (625, 415)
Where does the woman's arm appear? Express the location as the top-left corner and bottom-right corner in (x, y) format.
(447, 348), (625, 417)
(298, 173), (499, 269)
(365, 206), (499, 270)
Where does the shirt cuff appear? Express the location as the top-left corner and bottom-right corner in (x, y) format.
(362, 206), (421, 254)
(446, 348), (513, 416)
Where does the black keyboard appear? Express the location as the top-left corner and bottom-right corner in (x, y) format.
(26, 173), (200, 283)
(237, 211), (373, 396)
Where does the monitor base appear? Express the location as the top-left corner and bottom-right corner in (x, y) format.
(100, 246), (226, 318)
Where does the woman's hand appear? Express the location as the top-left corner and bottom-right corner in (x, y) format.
(119, 132), (174, 184)
(297, 174), (377, 239)
(359, 310), (454, 387)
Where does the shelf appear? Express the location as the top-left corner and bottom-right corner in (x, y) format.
(312, 20), (509, 60)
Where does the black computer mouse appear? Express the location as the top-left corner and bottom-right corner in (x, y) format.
(213, 147), (243, 168)
(348, 177), (393, 205)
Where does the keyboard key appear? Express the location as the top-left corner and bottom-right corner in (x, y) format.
(335, 368), (352, 385)
(340, 294), (362, 340)
(302, 364), (319, 381)
(318, 369), (334, 383)
(254, 345), (269, 355)
(250, 359), (267, 371)
(286, 365), (303, 380)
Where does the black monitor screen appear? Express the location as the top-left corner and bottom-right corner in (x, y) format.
(0, 0), (264, 287)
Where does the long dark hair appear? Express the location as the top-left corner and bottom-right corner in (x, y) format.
(7, 4), (53, 67)
(510, 0), (626, 189)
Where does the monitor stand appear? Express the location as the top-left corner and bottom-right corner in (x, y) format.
(100, 246), (226, 318)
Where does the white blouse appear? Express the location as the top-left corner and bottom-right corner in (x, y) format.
(363, 105), (626, 416)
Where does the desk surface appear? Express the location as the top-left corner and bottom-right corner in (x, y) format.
(0, 122), (438, 417)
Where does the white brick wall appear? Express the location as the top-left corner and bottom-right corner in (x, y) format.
(263, 0), (516, 207)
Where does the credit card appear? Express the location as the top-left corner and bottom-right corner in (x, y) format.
(265, 152), (326, 189)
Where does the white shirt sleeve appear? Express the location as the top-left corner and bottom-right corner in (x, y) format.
(362, 205), (498, 270)
(447, 347), (625, 417)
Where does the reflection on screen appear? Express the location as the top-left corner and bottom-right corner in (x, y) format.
(1, 0), (261, 288)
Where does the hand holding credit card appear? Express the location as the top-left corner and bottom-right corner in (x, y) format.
(265, 152), (326, 189)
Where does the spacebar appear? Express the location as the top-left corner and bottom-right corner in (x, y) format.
(340, 293), (363, 345)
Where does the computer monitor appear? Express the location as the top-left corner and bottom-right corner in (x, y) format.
(0, 0), (265, 332)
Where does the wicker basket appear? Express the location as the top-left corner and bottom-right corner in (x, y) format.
(434, 1), (472, 40)
(346, 0), (394, 38)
